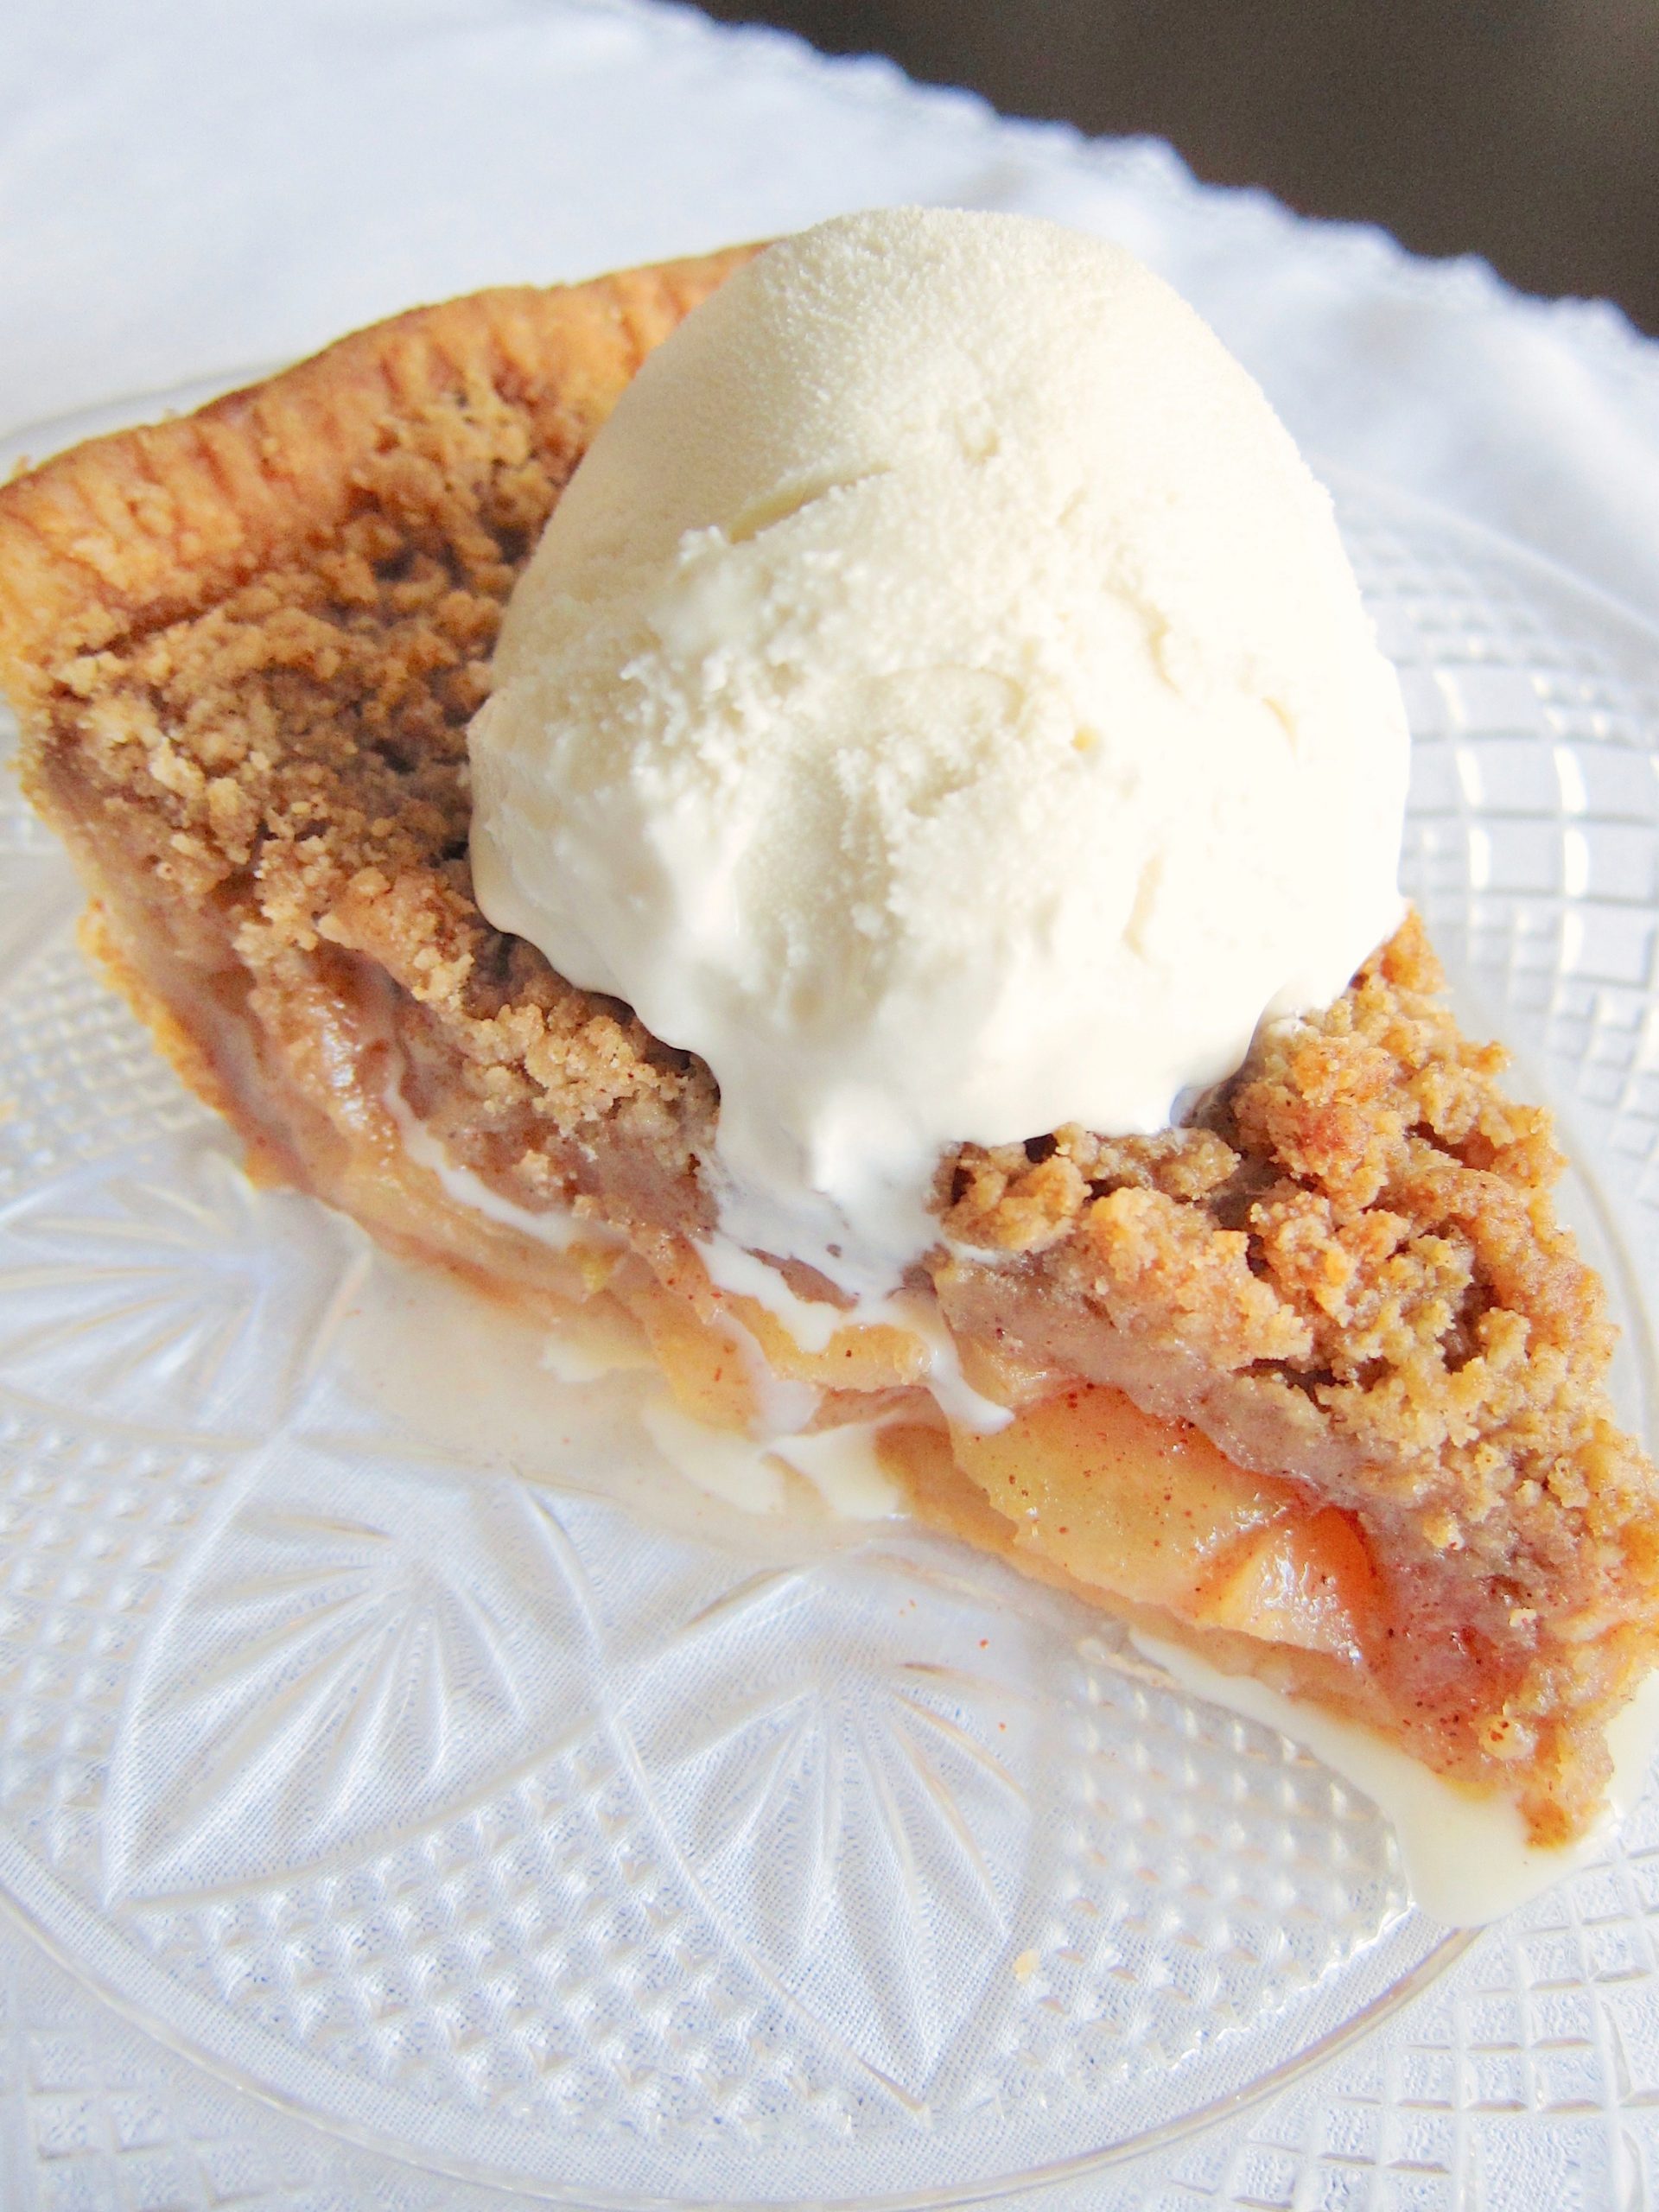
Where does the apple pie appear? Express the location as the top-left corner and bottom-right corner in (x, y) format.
(2, 250), (1656, 1859)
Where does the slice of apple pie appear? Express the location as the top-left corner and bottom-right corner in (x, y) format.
(1, 245), (1656, 1883)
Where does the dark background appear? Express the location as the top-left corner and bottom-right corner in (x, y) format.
(697, 0), (1659, 335)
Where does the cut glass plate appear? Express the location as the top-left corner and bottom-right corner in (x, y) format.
(0, 384), (1656, 2206)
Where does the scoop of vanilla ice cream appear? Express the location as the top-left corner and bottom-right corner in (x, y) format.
(468, 207), (1408, 1295)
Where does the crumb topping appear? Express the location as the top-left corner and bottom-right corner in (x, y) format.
(3, 272), (735, 1224)
(938, 916), (1659, 1838)
(941, 915), (1612, 1518)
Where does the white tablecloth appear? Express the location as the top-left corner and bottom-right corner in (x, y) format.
(5, 0), (1659, 623)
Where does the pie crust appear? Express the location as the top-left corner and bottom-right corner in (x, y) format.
(2, 251), (1656, 1853)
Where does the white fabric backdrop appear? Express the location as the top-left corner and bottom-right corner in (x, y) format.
(4, 0), (1659, 623)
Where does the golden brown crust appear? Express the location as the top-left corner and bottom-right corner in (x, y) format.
(3, 251), (1656, 1850)
(3, 255), (748, 1249)
(0, 254), (755, 709)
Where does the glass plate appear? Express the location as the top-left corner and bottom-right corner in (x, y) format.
(1, 387), (1657, 2209)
